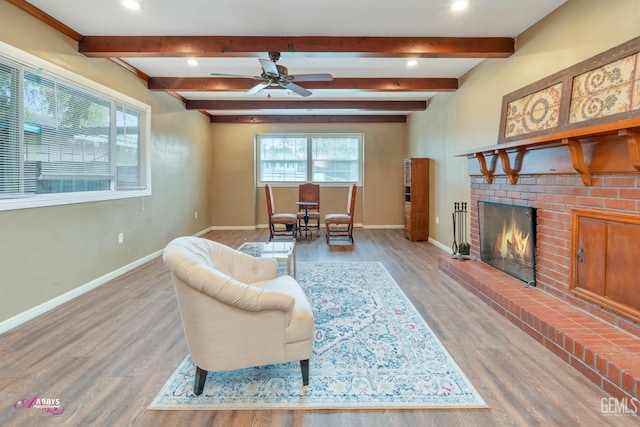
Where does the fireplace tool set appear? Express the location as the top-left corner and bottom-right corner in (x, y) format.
(452, 202), (473, 260)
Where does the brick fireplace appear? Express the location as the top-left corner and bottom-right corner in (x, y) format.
(468, 172), (640, 334)
(438, 36), (640, 401)
(439, 170), (640, 401)
(440, 168), (640, 399)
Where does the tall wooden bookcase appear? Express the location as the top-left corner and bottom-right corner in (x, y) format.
(404, 158), (429, 241)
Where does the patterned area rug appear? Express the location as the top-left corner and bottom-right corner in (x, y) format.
(149, 262), (486, 410)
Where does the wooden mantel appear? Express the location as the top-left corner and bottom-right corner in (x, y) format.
(457, 117), (640, 185)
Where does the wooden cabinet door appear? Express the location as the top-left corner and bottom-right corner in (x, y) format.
(606, 223), (640, 310)
(571, 208), (640, 322)
(576, 218), (605, 295)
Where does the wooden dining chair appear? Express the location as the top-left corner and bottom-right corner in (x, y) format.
(324, 183), (357, 244)
(265, 184), (297, 241)
(297, 183), (320, 237)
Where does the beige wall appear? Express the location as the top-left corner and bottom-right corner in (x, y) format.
(5, 0), (631, 326)
(0, 3), (212, 324)
(407, 0), (640, 249)
(211, 122), (407, 228)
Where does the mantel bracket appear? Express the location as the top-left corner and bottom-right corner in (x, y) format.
(497, 148), (525, 184)
(475, 152), (498, 184)
(563, 137), (592, 186)
(619, 129), (640, 171)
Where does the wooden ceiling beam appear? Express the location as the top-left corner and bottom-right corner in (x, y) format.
(186, 100), (427, 111)
(148, 77), (458, 92)
(79, 36), (514, 58)
(211, 115), (407, 124)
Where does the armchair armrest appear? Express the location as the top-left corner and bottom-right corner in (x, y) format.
(173, 260), (294, 312)
(229, 251), (278, 283)
(206, 241), (279, 283)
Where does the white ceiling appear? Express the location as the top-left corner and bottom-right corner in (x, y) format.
(23, 0), (568, 119)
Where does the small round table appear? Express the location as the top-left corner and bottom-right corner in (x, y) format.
(296, 201), (318, 238)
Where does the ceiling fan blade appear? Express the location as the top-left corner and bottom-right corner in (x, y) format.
(258, 58), (280, 77)
(289, 73), (334, 82)
(246, 82), (270, 95)
(210, 72), (263, 79)
(280, 82), (312, 97)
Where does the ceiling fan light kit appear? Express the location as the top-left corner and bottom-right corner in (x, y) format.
(211, 51), (333, 97)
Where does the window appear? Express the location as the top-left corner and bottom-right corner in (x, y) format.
(257, 133), (362, 185)
(0, 42), (151, 211)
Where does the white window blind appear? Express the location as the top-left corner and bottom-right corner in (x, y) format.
(116, 105), (143, 189)
(259, 135), (307, 182)
(0, 59), (22, 197)
(0, 42), (151, 210)
(23, 69), (113, 191)
(257, 133), (362, 185)
(312, 136), (360, 182)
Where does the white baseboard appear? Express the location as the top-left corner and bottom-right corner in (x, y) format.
(0, 249), (162, 335)
(254, 223), (400, 230)
(0, 226), (215, 335)
(210, 226), (257, 231)
(429, 237), (453, 255)
(194, 226), (215, 236)
(0, 227), (452, 335)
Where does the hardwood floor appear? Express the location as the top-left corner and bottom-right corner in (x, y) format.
(1, 229), (638, 426)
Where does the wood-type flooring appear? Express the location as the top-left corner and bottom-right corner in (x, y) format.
(1, 229), (638, 426)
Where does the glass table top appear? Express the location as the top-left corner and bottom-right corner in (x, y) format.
(237, 241), (295, 259)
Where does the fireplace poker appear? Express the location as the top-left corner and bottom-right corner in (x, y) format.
(459, 202), (471, 255)
(452, 203), (459, 254)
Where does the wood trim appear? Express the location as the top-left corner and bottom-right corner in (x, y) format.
(148, 77), (458, 92)
(459, 117), (640, 155)
(5, 0), (82, 41)
(461, 118), (640, 185)
(187, 100), (427, 111)
(619, 129), (640, 171)
(108, 58), (150, 81)
(563, 138), (592, 185)
(210, 115), (407, 124)
(475, 152), (497, 184)
(497, 148), (525, 184)
(78, 36), (515, 58)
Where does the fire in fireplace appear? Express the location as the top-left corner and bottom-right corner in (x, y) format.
(478, 201), (536, 286)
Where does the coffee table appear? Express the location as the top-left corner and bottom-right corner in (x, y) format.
(237, 241), (297, 278)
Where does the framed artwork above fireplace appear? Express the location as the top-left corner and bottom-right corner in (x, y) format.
(478, 201), (537, 286)
(498, 36), (640, 145)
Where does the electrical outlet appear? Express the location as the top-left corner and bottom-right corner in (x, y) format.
(194, 211), (198, 219)
(435, 216), (439, 224)
(118, 232), (124, 244)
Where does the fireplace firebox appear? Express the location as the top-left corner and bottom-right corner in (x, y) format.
(478, 201), (536, 286)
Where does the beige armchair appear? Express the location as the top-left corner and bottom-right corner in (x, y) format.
(163, 236), (314, 395)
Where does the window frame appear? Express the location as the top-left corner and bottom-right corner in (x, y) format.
(256, 133), (363, 187)
(0, 42), (151, 212)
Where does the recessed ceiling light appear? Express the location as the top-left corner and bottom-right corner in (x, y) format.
(406, 59), (418, 67)
(451, 0), (469, 11)
(122, 0), (142, 10)
(187, 59), (199, 66)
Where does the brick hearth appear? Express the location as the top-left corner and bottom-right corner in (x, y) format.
(469, 173), (640, 336)
(439, 255), (640, 401)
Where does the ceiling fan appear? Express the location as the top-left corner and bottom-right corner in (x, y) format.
(210, 52), (333, 97)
